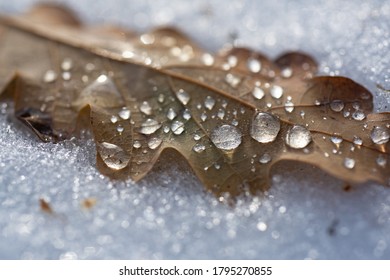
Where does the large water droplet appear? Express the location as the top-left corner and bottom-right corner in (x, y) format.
(166, 108), (177, 120)
(176, 89), (190, 105)
(204, 96), (216, 110)
(97, 142), (130, 170)
(43, 70), (57, 83)
(286, 125), (312, 149)
(370, 126), (390, 144)
(330, 100), (344, 112)
(270, 85), (283, 99)
(171, 120), (185, 135)
(247, 57), (261, 73)
(118, 107), (131, 120)
(252, 87), (265, 100)
(211, 124), (242, 151)
(352, 110), (365, 121)
(139, 118), (161, 135)
(259, 153), (272, 164)
(344, 157), (355, 169)
(250, 112), (280, 143)
(148, 137), (162, 150)
(140, 101), (152, 115)
(193, 143), (206, 153)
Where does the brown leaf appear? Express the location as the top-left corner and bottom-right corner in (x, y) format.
(0, 4), (389, 198)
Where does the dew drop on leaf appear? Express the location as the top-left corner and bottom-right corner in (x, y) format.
(139, 118), (161, 135)
(61, 58), (73, 71)
(182, 109), (191, 120)
(211, 124), (242, 151)
(201, 53), (214, 66)
(193, 143), (206, 153)
(259, 153), (272, 164)
(118, 107), (131, 120)
(353, 136), (363, 146)
(285, 125), (312, 149)
(281, 67), (293, 78)
(252, 87), (265, 100)
(270, 85), (284, 99)
(116, 124), (124, 133)
(225, 73), (241, 88)
(140, 101), (152, 115)
(330, 100), (344, 112)
(147, 137), (162, 150)
(133, 141), (141, 149)
(352, 110), (365, 121)
(376, 155), (387, 167)
(97, 142), (130, 170)
(250, 112), (281, 143)
(370, 126), (390, 144)
(166, 108), (177, 120)
(171, 120), (185, 135)
(344, 157), (355, 169)
(110, 115), (118, 124)
(176, 89), (190, 105)
(284, 100), (294, 113)
(247, 57), (261, 73)
(330, 135), (343, 144)
(43, 70), (57, 83)
(204, 96), (216, 110)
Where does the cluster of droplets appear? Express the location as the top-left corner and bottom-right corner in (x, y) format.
(43, 57), (74, 84)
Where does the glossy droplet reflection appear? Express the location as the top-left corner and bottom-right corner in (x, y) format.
(139, 119), (161, 135)
(147, 137), (162, 150)
(330, 100), (344, 112)
(211, 124), (242, 151)
(252, 87), (265, 100)
(118, 107), (131, 120)
(270, 85), (283, 99)
(285, 125), (312, 149)
(259, 153), (272, 164)
(176, 89), (190, 105)
(97, 142), (130, 170)
(250, 112), (280, 143)
(344, 157), (355, 169)
(370, 126), (390, 144)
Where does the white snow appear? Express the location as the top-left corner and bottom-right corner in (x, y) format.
(0, 0), (389, 259)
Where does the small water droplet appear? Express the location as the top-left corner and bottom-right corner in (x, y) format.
(250, 112), (281, 143)
(247, 57), (261, 73)
(96, 74), (108, 83)
(97, 142), (130, 170)
(163, 125), (170, 133)
(43, 70), (57, 83)
(214, 163), (221, 170)
(201, 53), (214, 66)
(176, 89), (190, 105)
(353, 136), (363, 146)
(343, 110), (351, 118)
(225, 73), (241, 88)
(376, 154), (387, 167)
(370, 126), (390, 144)
(259, 153), (272, 164)
(193, 143), (206, 153)
(330, 100), (344, 112)
(122, 50), (134, 59)
(352, 110), (365, 121)
(270, 85), (283, 99)
(139, 119), (161, 135)
(140, 33), (155, 45)
(314, 99), (321, 106)
(61, 58), (73, 71)
(200, 112), (207, 122)
(148, 137), (162, 150)
(133, 141), (141, 149)
(331, 135), (343, 144)
(227, 55), (238, 67)
(217, 109), (225, 119)
(211, 124), (242, 151)
(344, 157), (355, 169)
(181, 109), (191, 120)
(166, 108), (177, 120)
(286, 125), (312, 149)
(194, 134), (201, 141)
(231, 119), (239, 126)
(158, 94), (165, 103)
(85, 63), (95, 72)
(110, 115), (118, 124)
(284, 100), (294, 113)
(252, 87), (265, 100)
(118, 107), (131, 120)
(204, 96), (216, 110)
(116, 125), (124, 133)
(281, 67), (293, 78)
(257, 222), (267, 232)
(171, 120), (185, 135)
(140, 101), (152, 115)
(300, 110), (306, 119)
(62, 72), (71, 81)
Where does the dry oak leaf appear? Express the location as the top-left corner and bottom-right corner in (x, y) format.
(0, 4), (389, 197)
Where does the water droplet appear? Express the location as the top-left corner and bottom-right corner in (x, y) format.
(231, 119), (238, 126)
(193, 143), (206, 153)
(163, 125), (170, 133)
(330, 100), (344, 112)
(139, 119), (161, 135)
(171, 120), (185, 135)
(352, 110), (365, 121)
(227, 55), (238, 67)
(247, 57), (261, 73)
(158, 94), (165, 103)
(85, 63), (95, 72)
(370, 126), (390, 144)
(270, 85), (283, 99)
(194, 134), (201, 141)
(200, 112), (207, 122)
(140, 33), (155, 45)
(176, 89), (190, 105)
(286, 125), (312, 149)
(122, 50), (134, 59)
(300, 111), (306, 119)
(110, 115), (118, 124)
(225, 73), (241, 88)
(284, 100), (294, 113)
(166, 108), (177, 120)
(118, 107), (131, 120)
(148, 137), (162, 150)
(201, 53), (214, 66)
(217, 109), (225, 119)
(259, 153), (272, 164)
(214, 163), (221, 170)
(182, 109), (191, 120)
(376, 154), (387, 167)
(353, 136), (363, 146)
(140, 101), (152, 115)
(61, 58), (73, 71)
(62, 72), (71, 81)
(97, 142), (130, 170)
(43, 70), (57, 83)
(211, 125), (242, 151)
(250, 112), (280, 143)
(343, 110), (351, 118)
(281, 67), (293, 78)
(257, 222), (267, 232)
(330, 135), (343, 144)
(116, 125), (124, 133)
(344, 157), (355, 169)
(133, 141), (141, 149)
(97, 74), (108, 83)
(204, 96), (216, 110)
(252, 87), (265, 100)
(314, 100), (321, 106)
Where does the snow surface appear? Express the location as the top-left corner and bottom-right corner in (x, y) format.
(0, 0), (389, 259)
